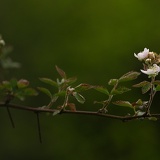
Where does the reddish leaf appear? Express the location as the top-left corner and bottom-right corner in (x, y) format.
(55, 65), (66, 79)
(75, 83), (93, 92)
(113, 100), (133, 108)
(67, 103), (76, 111)
(133, 81), (150, 88)
(119, 71), (140, 82)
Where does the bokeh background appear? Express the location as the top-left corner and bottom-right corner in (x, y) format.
(1, 0), (160, 159)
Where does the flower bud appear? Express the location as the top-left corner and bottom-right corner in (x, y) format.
(17, 79), (29, 88)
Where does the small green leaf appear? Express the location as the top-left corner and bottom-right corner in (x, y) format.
(133, 81), (150, 88)
(10, 79), (18, 90)
(54, 91), (66, 96)
(65, 77), (77, 85)
(108, 79), (118, 85)
(119, 71), (140, 82)
(156, 85), (160, 91)
(148, 117), (157, 121)
(113, 101), (133, 108)
(136, 110), (145, 116)
(142, 83), (151, 94)
(94, 86), (109, 95)
(53, 110), (61, 116)
(39, 78), (58, 87)
(24, 88), (38, 96)
(153, 80), (160, 85)
(55, 65), (67, 79)
(75, 83), (93, 92)
(73, 92), (85, 104)
(135, 99), (143, 105)
(15, 94), (25, 101)
(2, 81), (11, 89)
(37, 87), (52, 99)
(111, 86), (131, 95)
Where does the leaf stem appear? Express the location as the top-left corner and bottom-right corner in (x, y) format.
(100, 81), (119, 113)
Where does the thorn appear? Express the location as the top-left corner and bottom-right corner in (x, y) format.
(6, 106), (15, 128)
(36, 112), (42, 143)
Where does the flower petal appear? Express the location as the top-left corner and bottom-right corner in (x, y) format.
(134, 48), (149, 60)
(141, 64), (160, 76)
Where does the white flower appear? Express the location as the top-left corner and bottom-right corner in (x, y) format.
(141, 64), (160, 76)
(134, 48), (149, 60)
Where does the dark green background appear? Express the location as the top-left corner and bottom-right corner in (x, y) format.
(0, 0), (160, 159)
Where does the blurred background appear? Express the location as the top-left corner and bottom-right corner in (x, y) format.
(1, 0), (160, 159)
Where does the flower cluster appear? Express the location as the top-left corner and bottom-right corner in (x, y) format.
(134, 48), (160, 77)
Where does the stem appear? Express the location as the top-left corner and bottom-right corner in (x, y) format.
(145, 77), (156, 115)
(0, 103), (160, 121)
(100, 81), (119, 112)
(46, 96), (58, 109)
(61, 87), (70, 111)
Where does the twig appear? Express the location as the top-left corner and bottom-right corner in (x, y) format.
(145, 77), (156, 115)
(0, 103), (160, 121)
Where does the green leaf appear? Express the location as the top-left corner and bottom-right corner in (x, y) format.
(108, 79), (118, 85)
(111, 86), (131, 95)
(136, 111), (145, 116)
(65, 77), (77, 85)
(142, 83), (151, 94)
(10, 79), (18, 90)
(119, 71), (140, 82)
(2, 81), (11, 89)
(15, 94), (25, 101)
(113, 101), (133, 108)
(39, 78), (58, 87)
(156, 85), (160, 91)
(135, 99), (143, 105)
(148, 117), (157, 121)
(133, 81), (150, 87)
(37, 87), (52, 99)
(55, 65), (67, 79)
(23, 88), (38, 96)
(73, 92), (85, 104)
(94, 86), (109, 95)
(54, 91), (66, 96)
(132, 81), (151, 94)
(53, 110), (61, 116)
(153, 80), (160, 85)
(75, 83), (93, 92)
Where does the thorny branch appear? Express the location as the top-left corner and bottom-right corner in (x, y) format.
(1, 37), (160, 143)
(0, 103), (159, 121)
